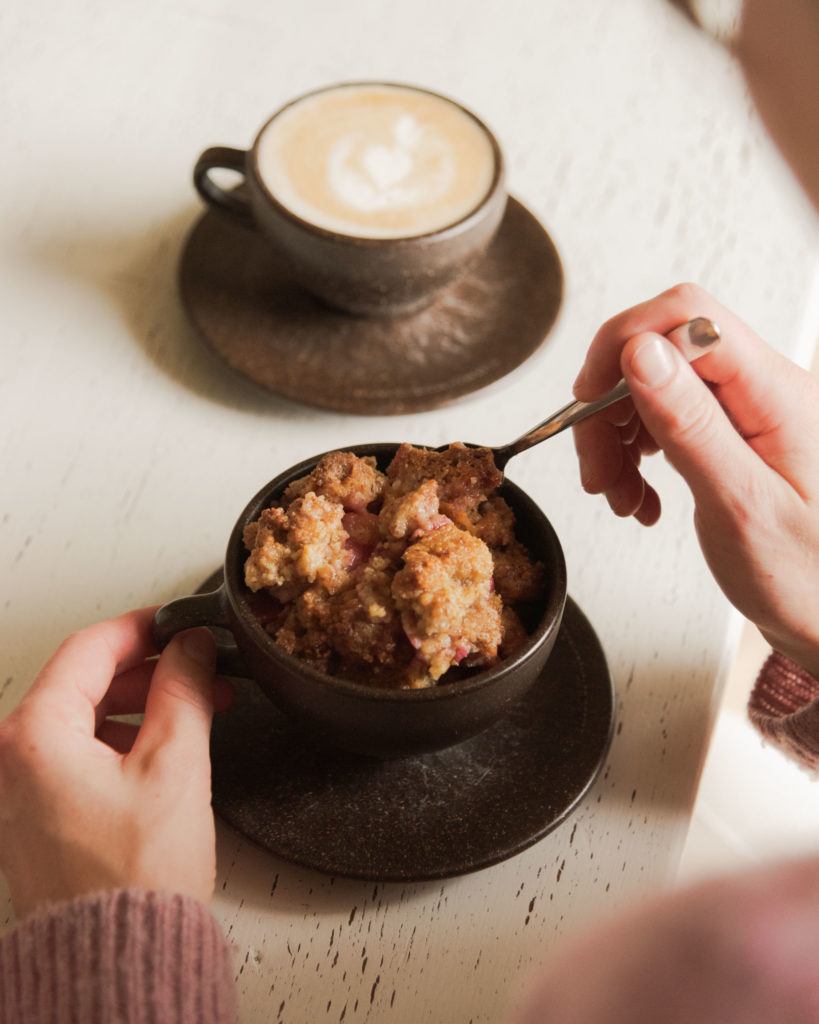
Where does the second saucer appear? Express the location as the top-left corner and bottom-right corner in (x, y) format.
(179, 194), (562, 415)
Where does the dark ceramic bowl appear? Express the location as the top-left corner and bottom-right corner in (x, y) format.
(193, 81), (507, 316)
(153, 444), (567, 758)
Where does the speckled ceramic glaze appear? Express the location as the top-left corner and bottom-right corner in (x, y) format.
(153, 443), (568, 758)
(193, 82), (506, 315)
(178, 194), (563, 414)
(208, 595), (613, 881)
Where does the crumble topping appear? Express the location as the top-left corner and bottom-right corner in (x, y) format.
(242, 445), (545, 688)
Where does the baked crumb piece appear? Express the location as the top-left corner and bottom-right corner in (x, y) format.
(471, 496), (517, 548)
(443, 494), (517, 548)
(392, 523), (502, 687)
(269, 586), (337, 672)
(243, 506), (289, 593)
(329, 551), (405, 669)
(283, 451), (386, 511)
(386, 442), (502, 507)
(274, 620), (330, 672)
(243, 493), (351, 599)
(492, 540), (545, 604)
(380, 479), (443, 540)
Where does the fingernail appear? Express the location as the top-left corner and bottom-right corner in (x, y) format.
(630, 336), (675, 388)
(572, 366), (587, 395)
(181, 628), (216, 668)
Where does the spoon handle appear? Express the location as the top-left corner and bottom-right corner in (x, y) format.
(496, 317), (721, 467)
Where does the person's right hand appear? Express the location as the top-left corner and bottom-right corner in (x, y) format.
(572, 283), (819, 678)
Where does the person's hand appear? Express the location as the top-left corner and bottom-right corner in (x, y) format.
(511, 855), (819, 1024)
(572, 283), (819, 677)
(0, 608), (232, 918)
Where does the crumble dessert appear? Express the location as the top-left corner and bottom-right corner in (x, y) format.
(243, 444), (545, 688)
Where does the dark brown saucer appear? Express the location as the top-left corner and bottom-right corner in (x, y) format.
(202, 565), (613, 882)
(179, 195), (563, 415)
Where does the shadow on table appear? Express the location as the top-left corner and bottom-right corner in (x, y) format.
(587, 660), (719, 823)
(25, 205), (318, 421)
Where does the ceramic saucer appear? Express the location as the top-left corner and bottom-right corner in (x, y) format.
(200, 565), (614, 882)
(178, 196), (563, 415)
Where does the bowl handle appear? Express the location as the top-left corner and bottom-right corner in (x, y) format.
(153, 585), (247, 677)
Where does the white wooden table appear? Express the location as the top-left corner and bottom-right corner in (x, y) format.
(2, 1), (818, 1021)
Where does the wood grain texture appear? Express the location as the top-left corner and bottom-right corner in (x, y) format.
(0, 0), (817, 1021)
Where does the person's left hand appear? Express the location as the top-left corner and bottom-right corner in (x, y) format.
(0, 608), (232, 918)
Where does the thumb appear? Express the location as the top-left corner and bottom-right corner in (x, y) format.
(621, 332), (764, 508)
(132, 627), (217, 766)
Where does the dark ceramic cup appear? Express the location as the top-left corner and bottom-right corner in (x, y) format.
(153, 444), (566, 758)
(193, 82), (507, 316)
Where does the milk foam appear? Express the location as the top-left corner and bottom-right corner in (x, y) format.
(327, 114), (454, 214)
(256, 85), (496, 239)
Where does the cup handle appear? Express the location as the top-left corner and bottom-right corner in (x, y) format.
(193, 146), (255, 227)
(153, 584), (248, 677)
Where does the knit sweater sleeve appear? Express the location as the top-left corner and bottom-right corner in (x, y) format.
(0, 889), (236, 1024)
(748, 651), (819, 770)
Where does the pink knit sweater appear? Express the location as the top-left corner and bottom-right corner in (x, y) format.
(0, 653), (816, 1023)
(0, 889), (236, 1024)
(749, 651), (819, 769)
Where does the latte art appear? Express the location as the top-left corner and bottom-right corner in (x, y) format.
(328, 114), (454, 215)
(256, 85), (497, 239)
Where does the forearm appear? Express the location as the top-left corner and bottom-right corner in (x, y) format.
(0, 889), (236, 1024)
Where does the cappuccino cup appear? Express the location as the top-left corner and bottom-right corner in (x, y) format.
(194, 82), (506, 316)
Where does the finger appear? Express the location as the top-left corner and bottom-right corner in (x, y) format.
(574, 283), (756, 399)
(573, 284), (808, 476)
(130, 628), (217, 767)
(604, 451), (646, 518)
(620, 415), (641, 446)
(634, 483), (662, 526)
(624, 439), (642, 471)
(602, 396), (635, 427)
(96, 719), (140, 755)
(27, 607), (159, 729)
(96, 662), (233, 729)
(636, 421), (660, 456)
(97, 671), (234, 753)
(573, 418), (624, 494)
(621, 332), (769, 510)
(96, 661), (156, 725)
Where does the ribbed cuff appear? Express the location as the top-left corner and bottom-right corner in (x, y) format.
(748, 651), (819, 771)
(0, 889), (236, 1024)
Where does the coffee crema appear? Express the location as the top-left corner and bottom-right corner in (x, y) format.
(256, 84), (497, 239)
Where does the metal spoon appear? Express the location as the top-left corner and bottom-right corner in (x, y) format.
(451, 317), (721, 471)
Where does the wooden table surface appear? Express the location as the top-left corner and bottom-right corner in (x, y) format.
(1, 1), (817, 1021)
